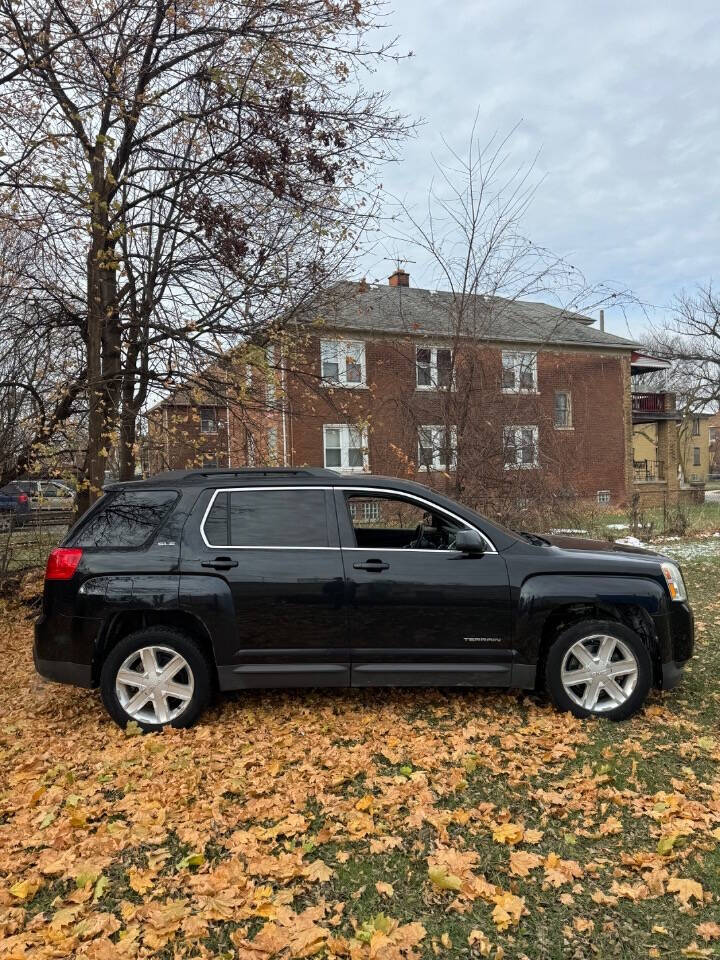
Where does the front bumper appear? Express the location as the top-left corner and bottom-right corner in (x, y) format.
(656, 600), (694, 690)
(660, 658), (688, 691)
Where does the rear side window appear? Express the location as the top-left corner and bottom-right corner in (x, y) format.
(71, 489), (178, 548)
(203, 489), (328, 547)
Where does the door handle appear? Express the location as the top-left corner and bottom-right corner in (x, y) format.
(353, 560), (390, 572)
(201, 557), (239, 570)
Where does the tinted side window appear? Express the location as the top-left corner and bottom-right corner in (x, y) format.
(72, 490), (178, 548)
(203, 489), (328, 547)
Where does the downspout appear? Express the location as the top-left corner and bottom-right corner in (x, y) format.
(280, 344), (289, 467)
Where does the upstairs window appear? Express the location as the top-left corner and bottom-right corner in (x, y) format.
(417, 425), (457, 471)
(321, 340), (366, 387)
(554, 391), (572, 428)
(502, 351), (537, 393)
(416, 346), (453, 390)
(323, 424), (368, 472)
(504, 425), (539, 469)
(200, 406), (217, 434)
(692, 417), (700, 437)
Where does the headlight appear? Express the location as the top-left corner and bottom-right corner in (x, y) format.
(661, 561), (687, 602)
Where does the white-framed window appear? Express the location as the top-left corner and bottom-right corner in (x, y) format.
(320, 340), (366, 387)
(348, 501), (381, 522)
(503, 425), (539, 469)
(554, 391), (572, 429)
(502, 351), (537, 393)
(200, 406), (217, 434)
(323, 424), (369, 472)
(418, 425), (457, 471)
(596, 489), (611, 504)
(416, 346), (453, 390)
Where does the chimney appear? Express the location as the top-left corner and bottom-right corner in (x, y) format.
(599, 309), (605, 332)
(388, 269), (410, 288)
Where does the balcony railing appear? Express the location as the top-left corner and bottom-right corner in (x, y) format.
(633, 459), (665, 483)
(632, 392), (666, 413)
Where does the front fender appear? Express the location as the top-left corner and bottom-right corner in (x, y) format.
(516, 573), (671, 663)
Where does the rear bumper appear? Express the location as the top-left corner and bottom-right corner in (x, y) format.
(33, 650), (93, 688)
(34, 612), (101, 688)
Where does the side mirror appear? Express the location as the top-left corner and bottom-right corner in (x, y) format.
(454, 529), (485, 555)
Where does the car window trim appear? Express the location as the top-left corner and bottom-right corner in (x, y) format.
(339, 486), (497, 554)
(200, 485), (338, 550)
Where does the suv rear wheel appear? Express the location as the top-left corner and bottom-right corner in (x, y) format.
(546, 620), (652, 720)
(100, 627), (211, 731)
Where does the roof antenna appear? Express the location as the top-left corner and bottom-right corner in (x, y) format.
(384, 256), (416, 288)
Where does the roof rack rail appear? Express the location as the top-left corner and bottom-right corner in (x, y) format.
(184, 467), (336, 480)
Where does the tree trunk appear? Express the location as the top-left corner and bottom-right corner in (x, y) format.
(81, 149), (121, 511)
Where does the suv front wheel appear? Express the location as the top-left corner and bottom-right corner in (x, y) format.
(100, 627), (211, 731)
(546, 620), (653, 720)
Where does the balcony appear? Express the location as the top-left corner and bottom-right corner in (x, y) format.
(631, 392), (681, 423)
(632, 392), (665, 413)
(633, 459), (665, 483)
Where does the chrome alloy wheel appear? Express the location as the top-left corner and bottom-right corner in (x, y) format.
(560, 634), (639, 713)
(115, 645), (194, 725)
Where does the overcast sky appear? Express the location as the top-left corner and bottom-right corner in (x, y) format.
(359, 0), (720, 339)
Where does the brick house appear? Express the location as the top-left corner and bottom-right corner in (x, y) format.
(147, 271), (650, 510)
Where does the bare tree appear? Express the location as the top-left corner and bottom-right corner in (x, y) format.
(0, 0), (408, 506)
(382, 124), (632, 508)
(645, 284), (720, 412)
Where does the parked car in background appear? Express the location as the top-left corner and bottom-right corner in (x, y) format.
(11, 479), (76, 513)
(34, 468), (694, 731)
(0, 484), (31, 531)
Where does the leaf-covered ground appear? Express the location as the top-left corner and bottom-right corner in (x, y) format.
(1, 555), (719, 960)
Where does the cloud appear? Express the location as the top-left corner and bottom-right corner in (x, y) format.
(361, 0), (720, 338)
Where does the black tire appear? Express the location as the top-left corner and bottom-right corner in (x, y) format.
(100, 626), (212, 731)
(545, 619), (653, 721)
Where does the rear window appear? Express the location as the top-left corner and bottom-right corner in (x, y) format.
(71, 489), (178, 548)
(203, 489), (328, 547)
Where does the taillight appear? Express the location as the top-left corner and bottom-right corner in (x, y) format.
(18, 494), (28, 503)
(45, 548), (83, 580)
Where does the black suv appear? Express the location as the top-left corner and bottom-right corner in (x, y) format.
(34, 468), (694, 730)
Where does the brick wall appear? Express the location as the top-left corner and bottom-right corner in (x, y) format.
(281, 333), (631, 505)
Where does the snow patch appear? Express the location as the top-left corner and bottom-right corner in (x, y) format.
(614, 536), (648, 548)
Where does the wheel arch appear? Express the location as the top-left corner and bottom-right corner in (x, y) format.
(95, 610), (218, 685)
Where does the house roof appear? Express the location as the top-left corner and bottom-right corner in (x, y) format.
(309, 282), (638, 351)
(631, 351), (672, 374)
